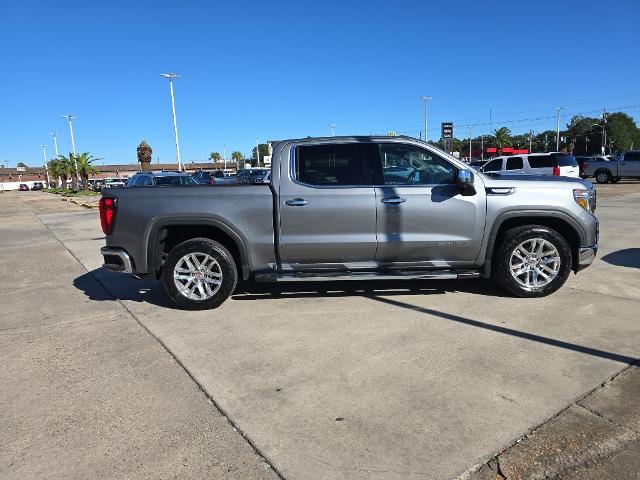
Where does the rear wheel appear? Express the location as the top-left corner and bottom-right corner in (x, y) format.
(492, 225), (572, 298)
(162, 238), (237, 310)
(595, 171), (611, 184)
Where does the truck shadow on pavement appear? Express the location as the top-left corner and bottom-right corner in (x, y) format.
(73, 269), (639, 365)
(601, 248), (640, 269)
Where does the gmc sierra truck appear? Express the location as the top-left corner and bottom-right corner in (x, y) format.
(99, 136), (598, 310)
(581, 150), (640, 183)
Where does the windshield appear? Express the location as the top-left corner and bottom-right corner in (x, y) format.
(553, 154), (578, 167)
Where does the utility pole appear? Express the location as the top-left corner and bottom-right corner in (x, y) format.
(585, 136), (589, 154)
(41, 144), (50, 186)
(489, 108), (492, 135)
(468, 125), (472, 161)
(223, 145), (227, 171)
(602, 109), (607, 155)
(61, 115), (79, 173)
(160, 73), (182, 171)
(256, 137), (260, 166)
(529, 130), (533, 153)
(544, 133), (549, 152)
(329, 124), (336, 136)
(481, 136), (484, 161)
(556, 107), (562, 151)
(421, 96), (431, 142)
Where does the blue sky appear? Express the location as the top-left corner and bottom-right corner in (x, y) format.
(1, 0), (639, 166)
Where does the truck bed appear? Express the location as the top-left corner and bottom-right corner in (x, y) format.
(103, 184), (275, 276)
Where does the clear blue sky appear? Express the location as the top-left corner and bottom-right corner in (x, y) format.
(1, 0), (639, 166)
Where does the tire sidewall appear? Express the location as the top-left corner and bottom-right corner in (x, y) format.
(595, 171), (610, 184)
(494, 226), (572, 298)
(162, 238), (237, 310)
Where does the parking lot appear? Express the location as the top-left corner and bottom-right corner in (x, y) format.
(2, 183), (639, 479)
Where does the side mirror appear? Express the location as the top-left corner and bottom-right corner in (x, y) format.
(456, 169), (476, 196)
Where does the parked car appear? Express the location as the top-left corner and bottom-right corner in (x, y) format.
(127, 171), (199, 187)
(192, 170), (236, 185)
(100, 136), (598, 310)
(18, 183), (29, 191)
(581, 151), (640, 184)
(236, 168), (270, 184)
(31, 182), (44, 191)
(479, 152), (580, 178)
(102, 178), (127, 188)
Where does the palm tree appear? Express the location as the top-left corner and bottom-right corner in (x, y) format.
(47, 158), (65, 188)
(209, 152), (222, 163)
(137, 141), (152, 172)
(54, 154), (75, 189)
(494, 127), (512, 151)
(74, 152), (99, 190)
(231, 151), (244, 168)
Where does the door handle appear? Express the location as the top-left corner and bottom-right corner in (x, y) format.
(285, 198), (309, 206)
(381, 196), (407, 204)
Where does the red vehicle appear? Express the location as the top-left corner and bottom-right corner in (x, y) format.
(18, 183), (29, 191)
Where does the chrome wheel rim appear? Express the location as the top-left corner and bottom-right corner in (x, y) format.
(509, 238), (560, 290)
(173, 252), (222, 301)
(597, 173), (608, 183)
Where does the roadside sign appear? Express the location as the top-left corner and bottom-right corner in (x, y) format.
(441, 122), (454, 139)
(387, 131), (396, 137)
(16, 166), (26, 172)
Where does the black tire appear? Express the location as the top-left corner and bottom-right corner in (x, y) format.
(595, 170), (611, 184)
(492, 225), (573, 298)
(610, 176), (621, 184)
(162, 237), (237, 310)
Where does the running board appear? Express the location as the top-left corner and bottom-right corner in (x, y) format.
(255, 269), (480, 282)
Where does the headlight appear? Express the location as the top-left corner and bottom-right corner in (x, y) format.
(573, 189), (596, 214)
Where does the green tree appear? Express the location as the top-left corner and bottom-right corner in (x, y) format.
(231, 151), (244, 168)
(55, 154), (77, 190)
(607, 112), (640, 152)
(251, 144), (269, 167)
(17, 162), (27, 167)
(74, 152), (99, 190)
(494, 127), (512, 150)
(47, 158), (66, 188)
(209, 152), (222, 162)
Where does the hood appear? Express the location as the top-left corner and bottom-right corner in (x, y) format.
(480, 173), (593, 190)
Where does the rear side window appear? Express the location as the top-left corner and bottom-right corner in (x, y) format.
(506, 157), (523, 170)
(295, 144), (369, 186)
(483, 159), (503, 172)
(625, 151), (640, 161)
(527, 155), (554, 168)
(555, 154), (578, 167)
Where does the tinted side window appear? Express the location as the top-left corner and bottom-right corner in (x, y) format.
(624, 151), (640, 161)
(377, 143), (456, 185)
(554, 154), (578, 167)
(128, 176), (141, 186)
(295, 144), (368, 186)
(483, 159), (503, 172)
(506, 157), (523, 170)
(528, 155), (554, 168)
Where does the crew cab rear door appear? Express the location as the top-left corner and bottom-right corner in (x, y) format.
(277, 142), (377, 269)
(619, 151), (640, 176)
(372, 142), (486, 266)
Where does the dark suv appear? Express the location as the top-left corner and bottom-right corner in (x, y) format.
(127, 171), (199, 187)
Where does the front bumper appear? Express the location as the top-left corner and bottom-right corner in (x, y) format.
(577, 246), (597, 272)
(101, 247), (133, 274)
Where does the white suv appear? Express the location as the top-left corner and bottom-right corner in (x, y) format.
(480, 153), (580, 178)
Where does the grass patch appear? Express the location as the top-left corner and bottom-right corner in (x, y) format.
(43, 188), (100, 197)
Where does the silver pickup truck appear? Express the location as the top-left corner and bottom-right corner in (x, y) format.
(99, 136), (598, 309)
(581, 151), (640, 183)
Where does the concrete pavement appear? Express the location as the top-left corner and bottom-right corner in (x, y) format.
(2, 185), (640, 479)
(0, 192), (278, 480)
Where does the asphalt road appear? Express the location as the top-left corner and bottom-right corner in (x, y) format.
(2, 183), (640, 479)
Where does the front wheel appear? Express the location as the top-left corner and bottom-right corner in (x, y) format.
(595, 171), (611, 184)
(492, 226), (573, 298)
(162, 238), (238, 310)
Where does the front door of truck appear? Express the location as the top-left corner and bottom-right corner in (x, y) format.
(278, 142), (377, 269)
(373, 142), (486, 266)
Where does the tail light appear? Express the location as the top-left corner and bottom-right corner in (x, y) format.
(552, 165), (560, 176)
(99, 197), (116, 234)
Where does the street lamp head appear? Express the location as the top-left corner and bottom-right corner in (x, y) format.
(61, 115), (77, 120)
(421, 96), (431, 101)
(160, 73), (181, 79)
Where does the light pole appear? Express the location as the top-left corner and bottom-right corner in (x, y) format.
(160, 73), (183, 171)
(529, 130), (533, 153)
(555, 107), (562, 151)
(481, 136), (484, 161)
(592, 123), (605, 155)
(49, 132), (59, 157)
(41, 144), (50, 186)
(421, 96), (431, 142)
(329, 124), (336, 136)
(61, 115), (79, 174)
(468, 125), (472, 161)
(223, 145), (227, 171)
(256, 137), (260, 166)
